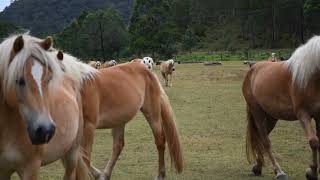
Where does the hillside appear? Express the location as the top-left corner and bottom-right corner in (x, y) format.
(0, 0), (133, 35)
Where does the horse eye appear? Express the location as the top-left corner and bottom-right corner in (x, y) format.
(46, 76), (52, 83)
(16, 78), (25, 86)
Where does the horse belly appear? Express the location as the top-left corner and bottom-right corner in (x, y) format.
(261, 103), (297, 120)
(96, 108), (139, 129)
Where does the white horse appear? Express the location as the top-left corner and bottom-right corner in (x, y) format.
(142, 57), (154, 70)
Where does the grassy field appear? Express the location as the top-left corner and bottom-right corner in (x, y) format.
(14, 62), (310, 180)
(175, 49), (293, 62)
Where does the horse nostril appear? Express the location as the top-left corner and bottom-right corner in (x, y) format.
(35, 123), (56, 143)
(35, 126), (45, 137)
(49, 124), (55, 136)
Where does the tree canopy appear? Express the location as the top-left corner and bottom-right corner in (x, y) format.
(55, 8), (128, 61)
(2, 0), (320, 60)
(0, 0), (133, 36)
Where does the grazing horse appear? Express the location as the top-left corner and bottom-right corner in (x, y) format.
(80, 60), (183, 180)
(268, 52), (279, 62)
(243, 36), (320, 180)
(160, 59), (175, 87)
(0, 34), (92, 180)
(88, 60), (102, 69)
(101, 60), (117, 68)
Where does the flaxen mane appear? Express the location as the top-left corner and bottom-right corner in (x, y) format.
(286, 36), (320, 88)
(48, 50), (98, 89)
(0, 34), (63, 96)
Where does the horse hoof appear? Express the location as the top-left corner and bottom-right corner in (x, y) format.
(276, 172), (288, 180)
(306, 168), (318, 180)
(97, 175), (108, 180)
(154, 176), (164, 180)
(252, 164), (262, 176)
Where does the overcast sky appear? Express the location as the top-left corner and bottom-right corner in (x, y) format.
(0, 0), (11, 12)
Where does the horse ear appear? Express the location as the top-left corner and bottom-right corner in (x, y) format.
(57, 51), (63, 61)
(13, 35), (24, 53)
(40, 36), (53, 50)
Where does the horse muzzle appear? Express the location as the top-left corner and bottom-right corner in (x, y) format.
(27, 122), (56, 145)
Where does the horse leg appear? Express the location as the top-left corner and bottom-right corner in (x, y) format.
(161, 72), (166, 86)
(298, 112), (319, 180)
(99, 126), (125, 180)
(164, 74), (168, 87)
(17, 159), (41, 180)
(0, 171), (13, 180)
(62, 143), (80, 180)
(82, 110), (102, 178)
(314, 117), (320, 173)
(169, 74), (173, 87)
(82, 118), (96, 166)
(264, 116), (287, 180)
(141, 108), (166, 180)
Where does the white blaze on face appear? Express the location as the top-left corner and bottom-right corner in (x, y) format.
(31, 61), (43, 97)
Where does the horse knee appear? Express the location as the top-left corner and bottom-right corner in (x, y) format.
(114, 139), (124, 152)
(309, 136), (319, 149)
(155, 137), (165, 151)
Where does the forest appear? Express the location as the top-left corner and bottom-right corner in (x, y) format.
(0, 0), (319, 60)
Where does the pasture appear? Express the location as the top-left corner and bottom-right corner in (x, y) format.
(14, 62), (309, 180)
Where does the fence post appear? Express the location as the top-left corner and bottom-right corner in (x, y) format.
(245, 49), (249, 60)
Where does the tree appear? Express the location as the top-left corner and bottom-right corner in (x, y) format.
(181, 27), (198, 53)
(55, 8), (128, 60)
(0, 22), (22, 41)
(128, 0), (179, 58)
(304, 0), (320, 35)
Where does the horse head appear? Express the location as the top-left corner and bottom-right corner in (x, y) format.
(1, 35), (63, 145)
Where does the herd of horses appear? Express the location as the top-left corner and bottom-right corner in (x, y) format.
(0, 33), (320, 180)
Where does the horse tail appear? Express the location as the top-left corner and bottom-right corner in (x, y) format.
(243, 67), (270, 165)
(160, 88), (183, 173)
(76, 149), (92, 180)
(246, 104), (271, 166)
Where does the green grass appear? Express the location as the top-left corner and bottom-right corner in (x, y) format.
(14, 62), (310, 179)
(176, 49), (293, 62)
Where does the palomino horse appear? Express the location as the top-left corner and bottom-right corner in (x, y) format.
(88, 60), (102, 69)
(160, 59), (175, 87)
(101, 60), (117, 68)
(0, 34), (93, 179)
(267, 52), (279, 62)
(80, 61), (183, 180)
(243, 36), (320, 180)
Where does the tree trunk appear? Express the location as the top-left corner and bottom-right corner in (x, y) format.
(299, 0), (305, 43)
(272, 0), (279, 44)
(99, 21), (105, 59)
